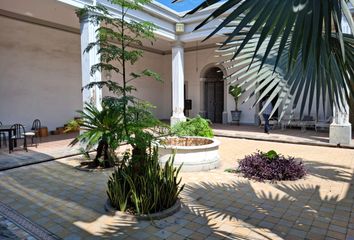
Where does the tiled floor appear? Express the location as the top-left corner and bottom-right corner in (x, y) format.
(0, 133), (80, 170)
(0, 137), (353, 239)
(0, 214), (34, 239)
(213, 124), (354, 148)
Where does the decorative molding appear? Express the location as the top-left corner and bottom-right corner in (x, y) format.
(0, 9), (79, 34)
(164, 43), (217, 55)
(0, 10), (166, 55)
(0, 8), (219, 55)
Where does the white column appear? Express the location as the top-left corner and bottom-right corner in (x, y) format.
(329, 17), (352, 145)
(80, 15), (102, 110)
(170, 41), (186, 126)
(222, 80), (228, 124)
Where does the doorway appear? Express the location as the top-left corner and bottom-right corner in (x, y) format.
(204, 67), (224, 123)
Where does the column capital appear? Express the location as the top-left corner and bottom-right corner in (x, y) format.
(78, 11), (98, 23)
(172, 41), (185, 48)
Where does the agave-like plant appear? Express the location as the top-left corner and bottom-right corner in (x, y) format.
(185, 0), (354, 119)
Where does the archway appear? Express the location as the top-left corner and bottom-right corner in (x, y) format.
(202, 67), (224, 123)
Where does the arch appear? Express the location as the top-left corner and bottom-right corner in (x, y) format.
(199, 64), (228, 124)
(200, 63), (227, 79)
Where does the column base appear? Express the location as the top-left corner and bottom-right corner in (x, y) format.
(170, 115), (186, 126)
(329, 123), (352, 145)
(222, 111), (228, 124)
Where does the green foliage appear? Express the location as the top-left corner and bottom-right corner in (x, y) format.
(187, 0), (354, 120)
(75, 0), (183, 213)
(172, 116), (214, 138)
(262, 150), (279, 161)
(107, 147), (184, 214)
(69, 101), (123, 167)
(72, 0), (164, 167)
(224, 168), (237, 173)
(64, 118), (82, 133)
(228, 84), (242, 111)
(78, 147), (91, 160)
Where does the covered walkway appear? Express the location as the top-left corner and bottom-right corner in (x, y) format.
(213, 124), (354, 148)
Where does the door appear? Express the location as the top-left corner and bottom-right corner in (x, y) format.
(205, 81), (224, 123)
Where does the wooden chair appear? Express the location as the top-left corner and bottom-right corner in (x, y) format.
(25, 119), (41, 147)
(10, 124), (27, 152)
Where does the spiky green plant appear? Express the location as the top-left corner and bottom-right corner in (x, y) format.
(228, 84), (242, 111)
(107, 147), (184, 214)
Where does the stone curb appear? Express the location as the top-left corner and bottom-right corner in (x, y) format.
(104, 199), (181, 220)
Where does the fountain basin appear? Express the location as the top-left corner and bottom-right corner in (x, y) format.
(157, 136), (220, 172)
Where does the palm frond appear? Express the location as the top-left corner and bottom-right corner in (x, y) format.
(188, 0), (354, 119)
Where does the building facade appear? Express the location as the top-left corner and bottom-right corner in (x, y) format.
(0, 0), (353, 143)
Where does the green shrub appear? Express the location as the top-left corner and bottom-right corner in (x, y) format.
(107, 147), (184, 214)
(172, 115), (213, 138)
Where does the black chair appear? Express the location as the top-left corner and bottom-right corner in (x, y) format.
(0, 121), (7, 148)
(10, 124), (27, 152)
(25, 119), (41, 147)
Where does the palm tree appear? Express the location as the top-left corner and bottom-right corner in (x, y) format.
(186, 0), (354, 119)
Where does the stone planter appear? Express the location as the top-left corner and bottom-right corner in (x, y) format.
(105, 199), (181, 220)
(157, 136), (220, 172)
(231, 110), (242, 125)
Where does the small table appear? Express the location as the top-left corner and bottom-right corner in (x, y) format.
(0, 125), (16, 153)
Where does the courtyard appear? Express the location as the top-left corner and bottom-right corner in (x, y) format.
(0, 135), (353, 239)
(0, 0), (354, 239)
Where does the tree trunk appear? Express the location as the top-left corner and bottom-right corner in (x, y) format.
(94, 139), (113, 168)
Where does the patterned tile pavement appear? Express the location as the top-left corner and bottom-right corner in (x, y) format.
(0, 201), (58, 240)
(0, 137), (353, 239)
(0, 214), (34, 239)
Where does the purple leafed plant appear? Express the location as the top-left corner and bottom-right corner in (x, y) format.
(237, 150), (307, 182)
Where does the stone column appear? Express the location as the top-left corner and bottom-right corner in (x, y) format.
(170, 41), (186, 126)
(80, 14), (102, 111)
(329, 17), (352, 145)
(222, 80), (228, 124)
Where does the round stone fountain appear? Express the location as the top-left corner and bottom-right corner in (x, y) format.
(157, 136), (220, 172)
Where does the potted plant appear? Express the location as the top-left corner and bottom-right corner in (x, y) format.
(228, 84), (242, 124)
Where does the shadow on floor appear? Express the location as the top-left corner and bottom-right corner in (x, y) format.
(0, 133), (80, 171)
(212, 124), (354, 147)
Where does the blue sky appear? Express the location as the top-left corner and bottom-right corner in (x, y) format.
(155, 0), (205, 12)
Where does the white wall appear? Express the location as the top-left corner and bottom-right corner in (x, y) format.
(0, 16), (82, 131)
(102, 50), (171, 120)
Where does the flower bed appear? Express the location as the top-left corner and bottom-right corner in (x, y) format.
(237, 150), (307, 182)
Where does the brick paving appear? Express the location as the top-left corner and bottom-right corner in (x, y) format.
(213, 124), (354, 148)
(0, 137), (353, 239)
(0, 133), (80, 170)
